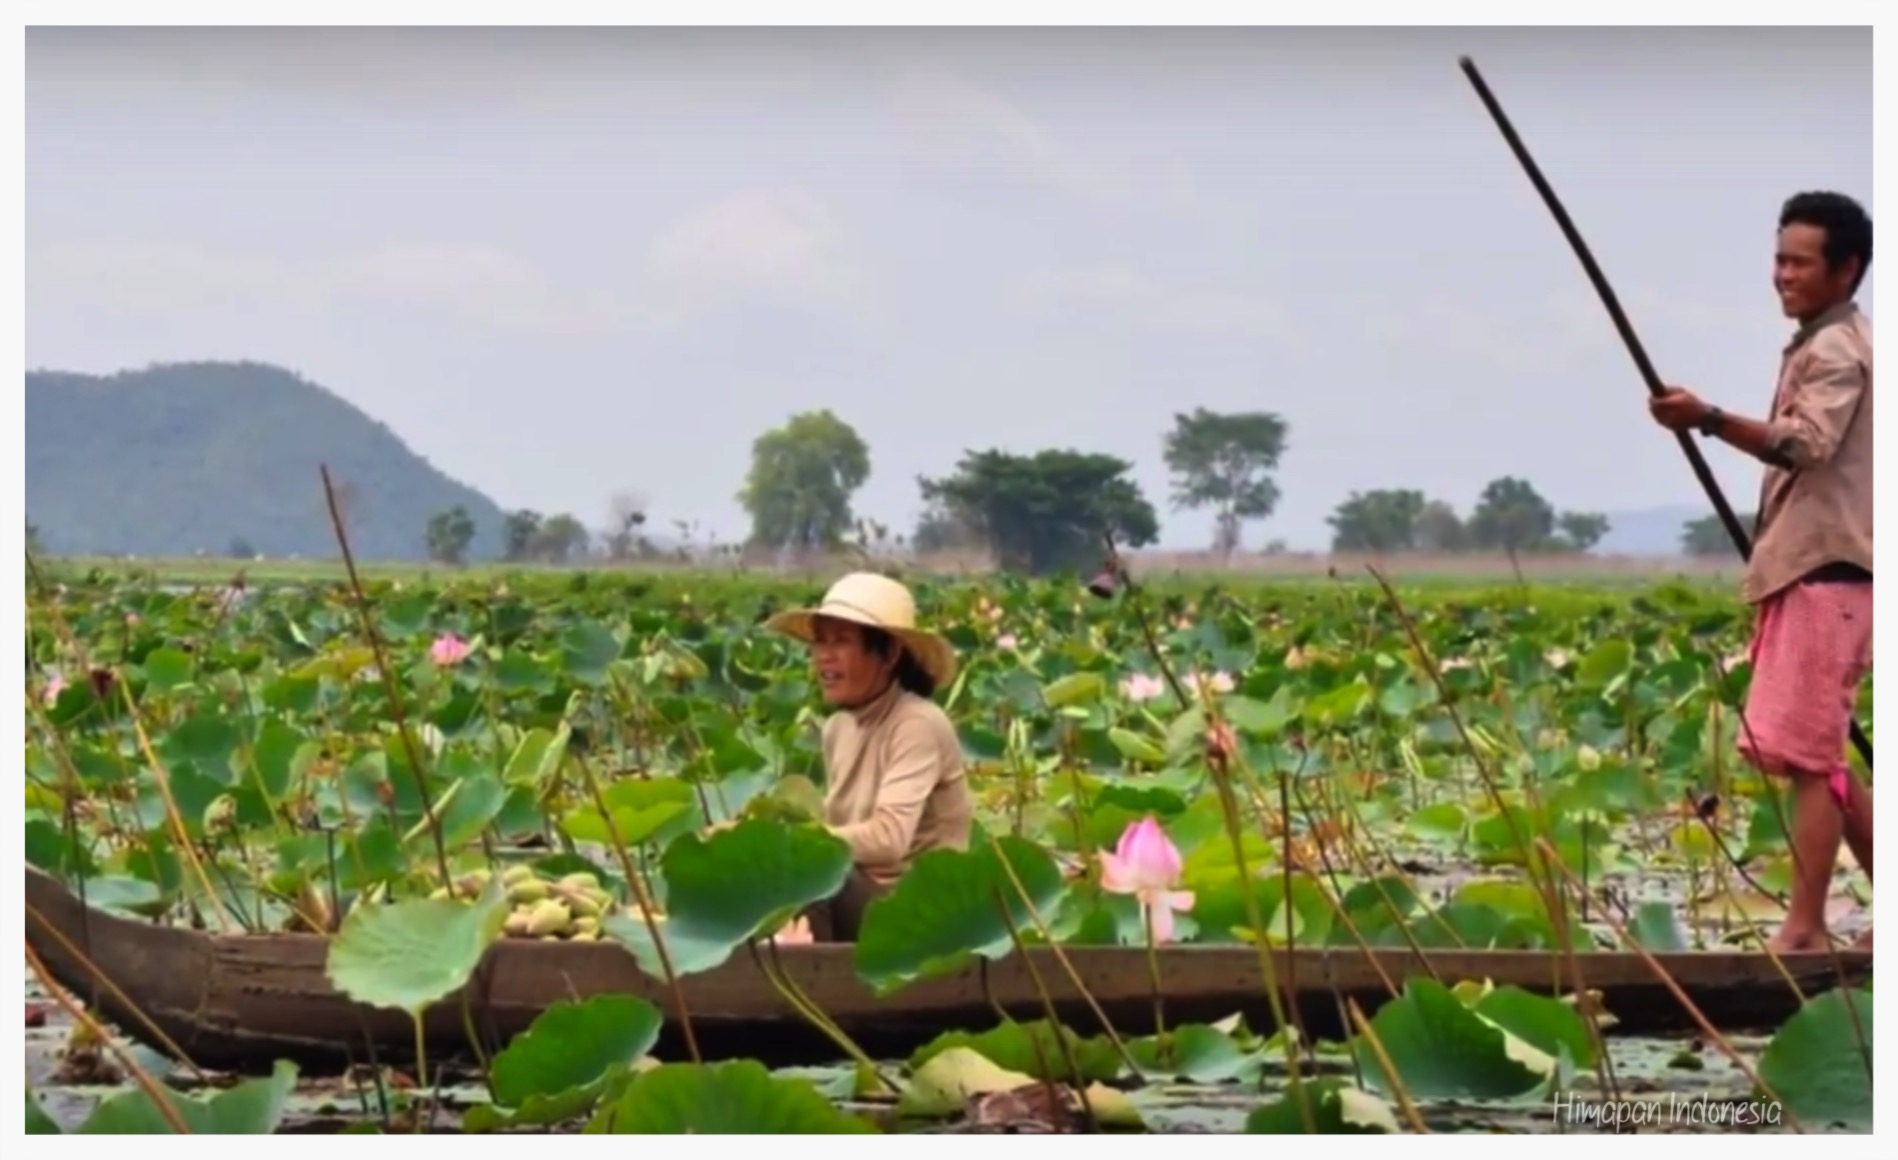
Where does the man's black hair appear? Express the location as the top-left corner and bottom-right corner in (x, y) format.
(1780, 191), (1873, 292)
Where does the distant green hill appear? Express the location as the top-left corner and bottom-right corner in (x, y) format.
(26, 361), (509, 560)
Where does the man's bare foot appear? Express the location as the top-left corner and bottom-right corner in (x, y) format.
(1766, 928), (1828, 953)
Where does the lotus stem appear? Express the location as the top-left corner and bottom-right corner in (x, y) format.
(985, 830), (1143, 1077)
(319, 464), (455, 893)
(570, 750), (702, 1064)
(992, 889), (1100, 1134)
(1536, 838), (1807, 1130)
(752, 939), (899, 1093)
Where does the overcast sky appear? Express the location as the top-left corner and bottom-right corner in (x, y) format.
(25, 25), (1872, 550)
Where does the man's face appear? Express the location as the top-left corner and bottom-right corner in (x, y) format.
(1774, 222), (1857, 321)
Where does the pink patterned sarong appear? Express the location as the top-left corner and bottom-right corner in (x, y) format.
(1737, 578), (1874, 809)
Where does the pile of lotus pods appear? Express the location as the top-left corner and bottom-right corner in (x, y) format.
(429, 863), (650, 941)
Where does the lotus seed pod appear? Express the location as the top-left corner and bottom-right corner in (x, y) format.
(1578, 744), (1602, 772)
(572, 915), (600, 936)
(565, 892), (603, 919)
(508, 878), (551, 905)
(454, 874), (489, 898)
(501, 863), (537, 885)
(504, 910), (533, 938)
(557, 871), (600, 893)
(525, 898), (572, 937)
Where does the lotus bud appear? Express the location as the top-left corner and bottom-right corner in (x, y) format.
(501, 864), (537, 887)
(504, 910), (534, 938)
(557, 871), (600, 893)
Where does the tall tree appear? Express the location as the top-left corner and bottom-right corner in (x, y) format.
(1467, 476), (1557, 555)
(911, 502), (979, 555)
(737, 411), (872, 553)
(1161, 408), (1289, 557)
(536, 514), (591, 563)
(425, 506), (476, 565)
(1556, 511), (1611, 553)
(1680, 513), (1750, 557)
(918, 448), (1159, 574)
(503, 509), (544, 561)
(1414, 500), (1469, 553)
(1326, 489), (1427, 553)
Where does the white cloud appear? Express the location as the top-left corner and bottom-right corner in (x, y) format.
(885, 67), (1199, 213)
(28, 187), (865, 337)
(28, 241), (320, 316)
(1010, 262), (1290, 340)
(642, 188), (861, 322)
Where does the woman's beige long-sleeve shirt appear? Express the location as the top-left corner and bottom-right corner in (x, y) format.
(820, 681), (972, 886)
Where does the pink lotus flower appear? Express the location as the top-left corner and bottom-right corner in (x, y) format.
(996, 633), (1019, 651)
(1120, 673), (1167, 702)
(43, 672), (66, 706)
(429, 633), (471, 666)
(1100, 815), (1196, 943)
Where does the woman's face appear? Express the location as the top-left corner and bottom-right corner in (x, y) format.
(809, 616), (898, 707)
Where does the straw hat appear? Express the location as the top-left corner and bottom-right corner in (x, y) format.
(765, 572), (958, 692)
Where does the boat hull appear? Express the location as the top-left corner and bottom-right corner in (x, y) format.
(25, 866), (1870, 1072)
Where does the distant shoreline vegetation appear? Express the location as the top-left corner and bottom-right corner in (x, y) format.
(26, 361), (1748, 573)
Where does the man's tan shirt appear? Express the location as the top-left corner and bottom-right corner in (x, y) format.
(1744, 300), (1873, 605)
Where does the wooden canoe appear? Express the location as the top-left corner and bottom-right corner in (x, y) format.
(25, 866), (1871, 1073)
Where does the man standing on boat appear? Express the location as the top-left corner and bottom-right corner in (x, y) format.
(1647, 190), (1873, 954)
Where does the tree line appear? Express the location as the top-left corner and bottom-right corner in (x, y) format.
(417, 407), (1746, 572)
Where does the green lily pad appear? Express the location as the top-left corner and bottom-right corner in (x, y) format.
(1245, 1079), (1400, 1134)
(489, 994), (665, 1108)
(1757, 987), (1872, 1131)
(854, 836), (1068, 995)
(909, 1019), (1121, 1084)
(1350, 978), (1554, 1100)
(26, 1089), (63, 1134)
(1625, 900), (1690, 951)
(72, 1060), (298, 1134)
(1126, 1023), (1263, 1083)
(603, 817), (851, 976)
(1470, 985), (1597, 1071)
(325, 879), (509, 1016)
(587, 1060), (878, 1133)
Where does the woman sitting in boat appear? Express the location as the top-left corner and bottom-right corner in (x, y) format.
(765, 571), (973, 941)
